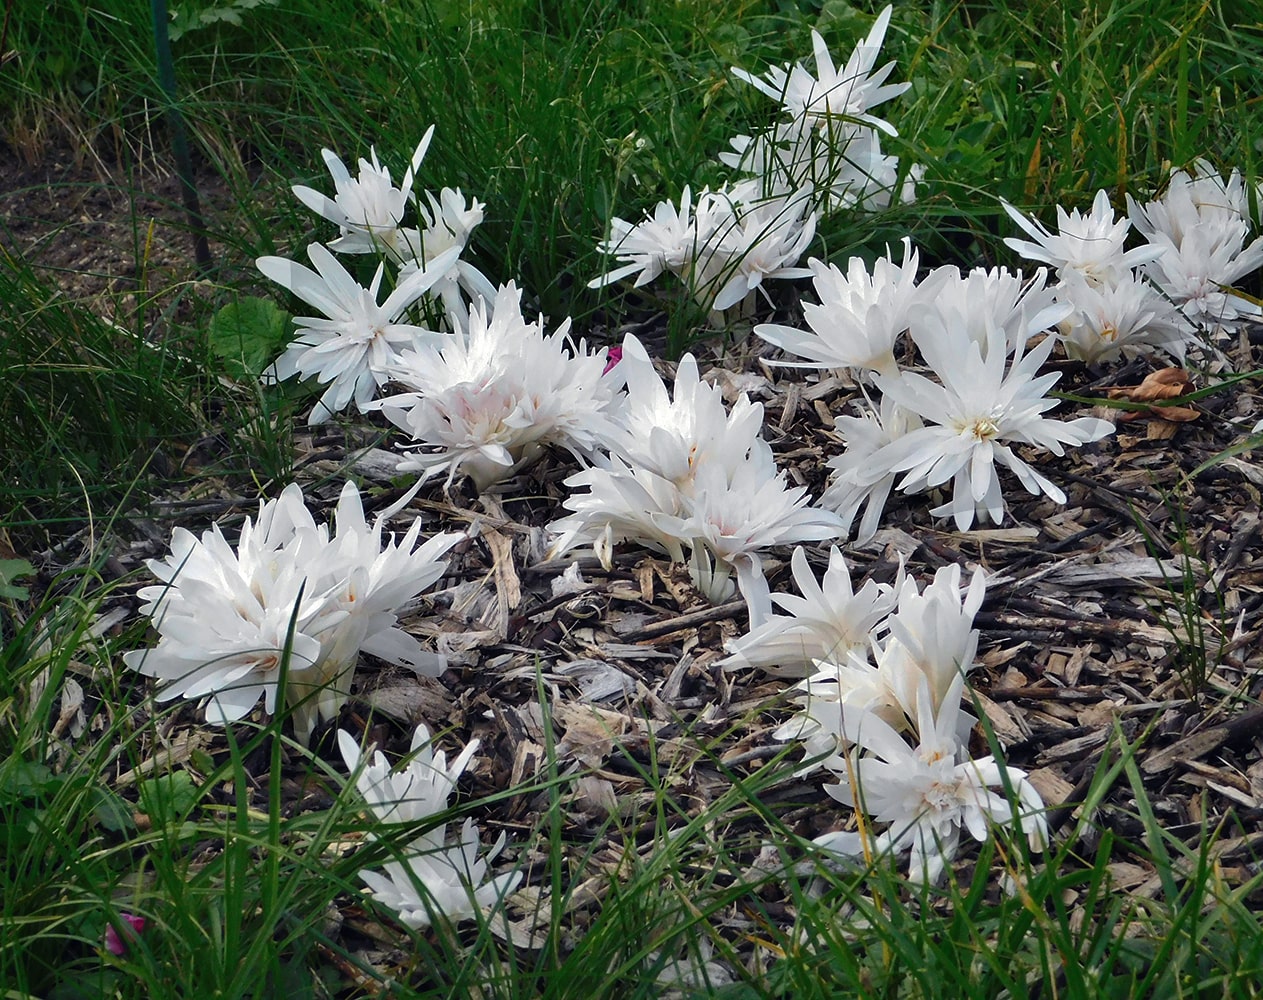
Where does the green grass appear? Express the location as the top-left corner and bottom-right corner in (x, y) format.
(5, 0), (1263, 996)
(4, 583), (1262, 997)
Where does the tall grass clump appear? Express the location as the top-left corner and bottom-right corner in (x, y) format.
(0, 254), (201, 551)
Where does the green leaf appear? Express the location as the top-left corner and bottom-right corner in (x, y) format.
(0, 760), (57, 802)
(0, 557), (34, 601)
(88, 786), (136, 833)
(208, 297), (291, 381)
(136, 770), (201, 825)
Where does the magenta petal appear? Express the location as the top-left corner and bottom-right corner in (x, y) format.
(104, 913), (146, 956)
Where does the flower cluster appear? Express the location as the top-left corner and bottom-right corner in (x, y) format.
(123, 481), (462, 743)
(589, 183), (816, 317)
(724, 6), (918, 215)
(1126, 160), (1263, 339)
(728, 559), (1047, 883)
(590, 6), (915, 315)
(1003, 188), (1191, 364)
(338, 724), (521, 929)
(756, 240), (1115, 536)
(548, 335), (844, 623)
(263, 128), (497, 423)
(374, 282), (626, 490)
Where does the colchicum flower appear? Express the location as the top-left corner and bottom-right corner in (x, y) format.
(754, 238), (933, 380)
(124, 482), (462, 743)
(287, 481), (464, 743)
(721, 545), (899, 677)
(291, 129), (434, 260)
(812, 673), (1048, 884)
(867, 320), (1114, 531)
(259, 242), (460, 423)
(589, 185), (815, 315)
(910, 264), (1069, 359)
(1054, 269), (1194, 365)
(339, 724), (521, 929)
(1128, 160), (1263, 337)
(376, 282), (625, 491)
(1002, 189), (1163, 287)
(819, 391), (924, 542)
(730, 7), (910, 135)
(773, 563), (983, 771)
(549, 335), (843, 623)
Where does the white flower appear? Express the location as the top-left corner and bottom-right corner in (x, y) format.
(291, 130), (434, 260)
(911, 265), (1070, 359)
(357, 820), (521, 930)
(772, 650), (906, 773)
(814, 674), (1048, 884)
(721, 545), (899, 677)
(722, 108), (917, 216)
(549, 337), (842, 622)
(1127, 161), (1263, 336)
(755, 238), (931, 379)
(772, 563), (981, 770)
(681, 451), (845, 617)
(589, 186), (704, 291)
(870, 320), (1114, 531)
(1128, 159), (1256, 246)
(548, 455), (691, 569)
(590, 185), (815, 314)
(611, 335), (765, 490)
(124, 482), (461, 741)
(259, 242), (460, 423)
(338, 723), (478, 828)
(339, 723), (521, 930)
(1002, 189), (1163, 286)
(876, 564), (985, 724)
(731, 7), (910, 134)
(1055, 269), (1194, 364)
(123, 485), (328, 723)
(819, 392), (924, 542)
(1137, 225), (1263, 336)
(401, 187), (498, 332)
(376, 283), (624, 490)
(699, 187), (817, 312)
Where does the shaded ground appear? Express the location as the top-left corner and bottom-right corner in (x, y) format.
(6, 139), (1263, 988)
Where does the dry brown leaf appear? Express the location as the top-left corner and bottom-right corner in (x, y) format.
(1108, 367), (1194, 402)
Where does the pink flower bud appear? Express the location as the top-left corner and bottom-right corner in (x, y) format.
(104, 913), (146, 956)
(602, 346), (623, 375)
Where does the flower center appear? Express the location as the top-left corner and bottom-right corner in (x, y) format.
(967, 416), (999, 441)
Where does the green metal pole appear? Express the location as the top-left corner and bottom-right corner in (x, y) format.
(150, 0), (213, 276)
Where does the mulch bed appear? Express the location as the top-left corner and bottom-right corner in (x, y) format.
(8, 140), (1263, 985)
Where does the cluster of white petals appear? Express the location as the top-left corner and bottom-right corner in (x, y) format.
(755, 239), (931, 380)
(259, 243), (459, 424)
(762, 240), (1114, 536)
(1003, 189), (1197, 364)
(589, 183), (816, 315)
(374, 282), (625, 490)
(729, 561), (1046, 883)
(720, 545), (899, 678)
(124, 481), (462, 743)
(865, 319), (1114, 532)
(772, 563), (982, 769)
(338, 724), (521, 929)
(813, 673), (1048, 884)
(1127, 161), (1263, 337)
(549, 335), (843, 622)
(725, 7), (918, 216)
(590, 7), (915, 317)
(264, 126), (500, 422)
